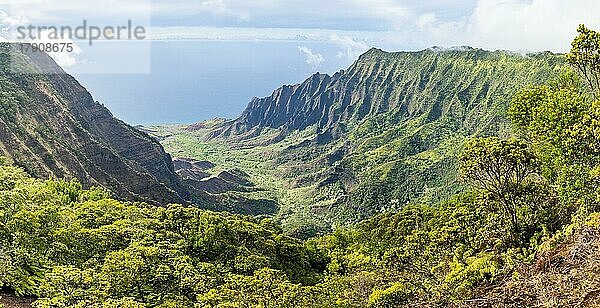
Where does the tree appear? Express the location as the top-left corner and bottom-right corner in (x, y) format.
(459, 137), (539, 237)
(368, 282), (410, 307)
(566, 24), (600, 99)
(197, 268), (319, 307)
(509, 73), (600, 216)
(35, 266), (103, 307)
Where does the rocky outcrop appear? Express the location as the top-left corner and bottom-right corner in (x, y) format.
(173, 157), (212, 181)
(173, 157), (216, 172)
(173, 157), (254, 195)
(0, 44), (189, 204)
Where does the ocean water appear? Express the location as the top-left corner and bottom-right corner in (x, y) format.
(67, 40), (355, 125)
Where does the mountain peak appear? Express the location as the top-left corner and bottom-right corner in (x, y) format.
(358, 47), (387, 59)
(427, 45), (477, 52)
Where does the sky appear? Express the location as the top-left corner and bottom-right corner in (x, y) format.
(0, 0), (599, 124)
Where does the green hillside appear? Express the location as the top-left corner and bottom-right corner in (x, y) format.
(2, 25), (600, 308)
(0, 44), (190, 205)
(150, 48), (566, 237)
(0, 161), (329, 307)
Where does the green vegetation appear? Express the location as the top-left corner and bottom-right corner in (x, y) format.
(0, 157), (564, 306)
(0, 44), (189, 205)
(566, 24), (600, 99)
(151, 47), (565, 238)
(459, 137), (554, 241)
(309, 25), (600, 305)
(3, 25), (600, 307)
(0, 162), (329, 306)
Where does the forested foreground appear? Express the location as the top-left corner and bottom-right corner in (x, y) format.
(2, 25), (600, 307)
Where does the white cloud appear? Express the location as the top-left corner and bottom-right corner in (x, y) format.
(152, 0), (250, 21)
(2, 0), (599, 56)
(147, 0), (599, 53)
(3, 0), (151, 25)
(410, 0), (600, 52)
(329, 34), (369, 60)
(0, 9), (28, 28)
(0, 9), (82, 68)
(349, 0), (411, 29)
(31, 30), (83, 68)
(337, 0), (600, 53)
(200, 0), (250, 20)
(298, 46), (324, 69)
(147, 26), (393, 44)
(464, 0), (600, 52)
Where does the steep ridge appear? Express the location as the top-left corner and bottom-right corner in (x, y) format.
(211, 47), (565, 143)
(182, 47), (567, 236)
(0, 44), (189, 204)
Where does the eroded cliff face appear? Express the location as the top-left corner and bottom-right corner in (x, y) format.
(192, 47), (567, 234)
(212, 47), (565, 143)
(0, 44), (189, 204)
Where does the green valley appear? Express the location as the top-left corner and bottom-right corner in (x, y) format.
(2, 19), (600, 308)
(147, 47), (566, 238)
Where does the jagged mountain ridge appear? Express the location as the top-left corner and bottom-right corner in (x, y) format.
(211, 47), (565, 143)
(0, 44), (189, 204)
(180, 46), (568, 235)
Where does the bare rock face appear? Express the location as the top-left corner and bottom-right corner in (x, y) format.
(173, 157), (216, 172)
(176, 169), (211, 181)
(217, 169), (252, 186)
(173, 157), (212, 181)
(0, 44), (189, 204)
(173, 157), (253, 195)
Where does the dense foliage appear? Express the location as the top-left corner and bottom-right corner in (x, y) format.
(3, 25), (600, 307)
(306, 25), (600, 305)
(0, 163), (558, 306)
(0, 163), (329, 306)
